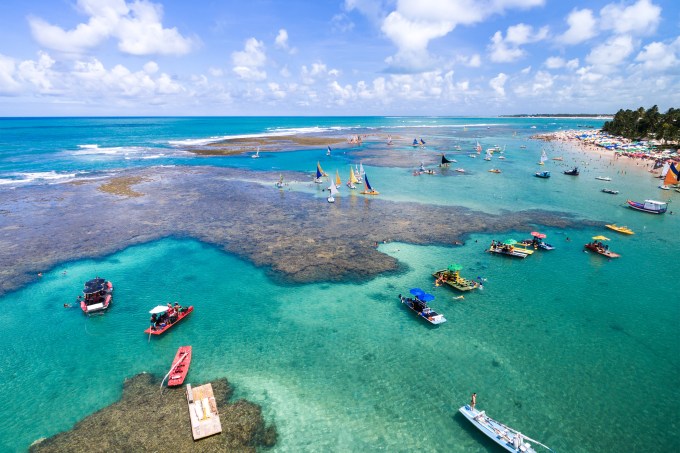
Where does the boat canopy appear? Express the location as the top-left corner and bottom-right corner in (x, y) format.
(420, 293), (435, 302)
(409, 288), (425, 297)
(149, 305), (169, 314)
(83, 278), (106, 294)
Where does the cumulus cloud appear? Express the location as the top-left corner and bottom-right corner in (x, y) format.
(634, 38), (680, 71)
(275, 29), (289, 49)
(586, 34), (634, 69)
(358, 0), (546, 71)
(545, 57), (579, 70)
(0, 55), (21, 95)
(558, 8), (597, 45)
(489, 73), (508, 96)
(489, 24), (549, 63)
(232, 38), (267, 81)
(600, 0), (661, 36)
(28, 0), (194, 55)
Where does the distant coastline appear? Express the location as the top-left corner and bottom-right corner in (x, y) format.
(500, 114), (613, 118)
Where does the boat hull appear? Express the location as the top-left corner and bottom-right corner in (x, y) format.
(459, 405), (539, 453)
(584, 243), (620, 258)
(145, 306), (194, 335)
(487, 246), (528, 258)
(627, 200), (667, 214)
(168, 346), (192, 387)
(398, 295), (446, 325)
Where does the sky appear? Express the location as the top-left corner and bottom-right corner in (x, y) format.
(0, 0), (678, 116)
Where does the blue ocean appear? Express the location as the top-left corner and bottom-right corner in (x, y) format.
(0, 117), (678, 452)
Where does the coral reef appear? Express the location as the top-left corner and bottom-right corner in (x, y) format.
(30, 373), (276, 453)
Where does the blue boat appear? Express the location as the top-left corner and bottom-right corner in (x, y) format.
(534, 171), (551, 178)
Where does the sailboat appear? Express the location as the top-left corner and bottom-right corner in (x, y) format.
(326, 145), (332, 156)
(251, 147), (260, 158)
(335, 169), (342, 187)
(354, 164), (363, 183)
(360, 174), (379, 195)
(314, 162), (326, 183)
(412, 138), (418, 147)
(347, 166), (358, 189)
(358, 162), (366, 181)
(476, 141), (482, 154)
(440, 154), (455, 167)
(659, 162), (679, 189)
(327, 181), (339, 203)
(275, 174), (284, 189)
(484, 149), (493, 161)
(538, 149), (548, 165)
(419, 138), (426, 146)
(387, 135), (393, 145)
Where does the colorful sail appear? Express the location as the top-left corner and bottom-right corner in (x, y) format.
(660, 162), (670, 177)
(317, 161), (327, 177)
(441, 154), (452, 165)
(476, 141), (482, 153)
(663, 162), (679, 185)
(364, 175), (374, 192)
(327, 145), (332, 156)
(348, 167), (359, 187)
(420, 138), (426, 145)
(413, 138), (418, 146)
(335, 169), (342, 186)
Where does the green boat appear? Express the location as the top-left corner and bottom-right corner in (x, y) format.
(433, 265), (480, 292)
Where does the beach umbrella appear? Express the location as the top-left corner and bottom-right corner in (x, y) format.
(503, 239), (517, 245)
(149, 305), (169, 314)
(530, 231), (547, 239)
(592, 235), (610, 241)
(409, 288), (425, 297)
(420, 293), (435, 302)
(447, 264), (463, 272)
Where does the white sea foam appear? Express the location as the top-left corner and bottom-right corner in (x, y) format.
(0, 171), (81, 186)
(77, 144), (100, 149)
(168, 126), (358, 147)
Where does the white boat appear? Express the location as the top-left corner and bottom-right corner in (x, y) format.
(538, 150), (548, 165)
(468, 154), (477, 158)
(327, 181), (339, 203)
(595, 176), (611, 181)
(455, 168), (466, 173)
(251, 147), (260, 158)
(459, 404), (554, 453)
(498, 156), (506, 160)
(484, 149), (493, 161)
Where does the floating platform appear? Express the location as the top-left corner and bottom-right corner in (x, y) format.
(186, 383), (222, 441)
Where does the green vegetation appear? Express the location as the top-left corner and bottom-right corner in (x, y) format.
(602, 106), (680, 143)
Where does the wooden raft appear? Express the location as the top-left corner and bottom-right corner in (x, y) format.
(186, 383), (222, 440)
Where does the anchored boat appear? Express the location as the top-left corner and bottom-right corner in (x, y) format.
(398, 292), (446, 325)
(165, 346), (192, 387)
(534, 171), (551, 178)
(79, 278), (113, 314)
(487, 240), (529, 258)
(627, 199), (667, 214)
(563, 167), (579, 176)
(433, 264), (479, 292)
(145, 305), (194, 336)
(459, 404), (555, 453)
(584, 236), (620, 258)
(605, 224), (634, 235)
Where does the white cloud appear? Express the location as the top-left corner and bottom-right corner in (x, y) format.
(209, 67), (224, 77)
(634, 39), (680, 71)
(143, 61), (159, 74)
(600, 0), (661, 36)
(489, 73), (508, 96)
(0, 55), (21, 95)
(232, 38), (267, 81)
(489, 24), (549, 63)
(586, 34), (634, 68)
(28, 0), (194, 56)
(544, 57), (578, 70)
(18, 51), (56, 93)
(372, 0), (545, 71)
(456, 54), (481, 67)
(558, 8), (597, 45)
(275, 29), (289, 49)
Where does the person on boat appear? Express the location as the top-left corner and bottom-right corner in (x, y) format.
(174, 302), (182, 314)
(166, 303), (177, 323)
(150, 313), (158, 330)
(470, 393), (477, 410)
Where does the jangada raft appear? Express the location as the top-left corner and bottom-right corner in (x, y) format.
(459, 404), (555, 453)
(79, 278), (113, 314)
(433, 265), (479, 292)
(164, 346), (192, 387)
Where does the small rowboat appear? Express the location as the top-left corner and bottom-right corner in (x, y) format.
(595, 176), (611, 181)
(488, 169), (501, 173)
(584, 242), (620, 258)
(398, 294), (446, 325)
(459, 404), (554, 452)
(601, 188), (619, 194)
(144, 306), (194, 336)
(605, 224), (634, 235)
(167, 346), (192, 387)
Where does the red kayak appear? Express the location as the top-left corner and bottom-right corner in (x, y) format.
(167, 346), (192, 387)
(144, 306), (194, 335)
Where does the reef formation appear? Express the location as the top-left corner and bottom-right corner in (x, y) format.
(30, 373), (276, 453)
(0, 165), (597, 296)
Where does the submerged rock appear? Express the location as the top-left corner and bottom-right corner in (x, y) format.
(30, 373), (276, 453)
(0, 166), (598, 295)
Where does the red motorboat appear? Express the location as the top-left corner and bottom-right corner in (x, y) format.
(144, 305), (194, 336)
(584, 242), (620, 258)
(79, 278), (113, 314)
(167, 346), (192, 387)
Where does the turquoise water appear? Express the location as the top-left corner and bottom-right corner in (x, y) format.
(1, 117), (678, 452)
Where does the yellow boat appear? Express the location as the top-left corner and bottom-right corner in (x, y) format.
(433, 269), (480, 292)
(506, 243), (535, 255)
(605, 224), (634, 235)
